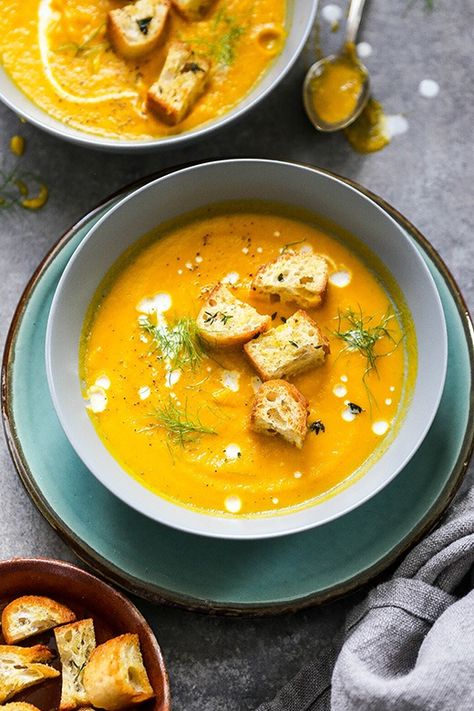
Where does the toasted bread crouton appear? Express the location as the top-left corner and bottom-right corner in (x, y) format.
(196, 283), (271, 346)
(171, 0), (214, 20)
(251, 380), (309, 448)
(244, 310), (330, 380)
(83, 634), (154, 711)
(0, 645), (59, 704)
(252, 251), (329, 308)
(55, 619), (96, 711)
(147, 41), (210, 124)
(108, 0), (170, 59)
(0, 703), (42, 711)
(1, 596), (76, 644)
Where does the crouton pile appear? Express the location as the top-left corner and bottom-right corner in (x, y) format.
(196, 250), (331, 449)
(107, 0), (214, 124)
(0, 595), (154, 711)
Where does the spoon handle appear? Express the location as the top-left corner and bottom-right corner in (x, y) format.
(345, 0), (367, 46)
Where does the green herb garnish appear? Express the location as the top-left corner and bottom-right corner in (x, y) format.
(141, 316), (206, 370)
(281, 239), (306, 253)
(332, 307), (400, 384)
(347, 402), (364, 415)
(55, 23), (108, 57)
(146, 399), (217, 448)
(185, 6), (245, 66)
(277, 273), (284, 282)
(309, 420), (325, 434)
(137, 17), (152, 35)
(289, 340), (299, 348)
(203, 311), (233, 326)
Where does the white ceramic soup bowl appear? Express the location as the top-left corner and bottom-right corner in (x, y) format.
(0, 1), (317, 152)
(46, 159), (447, 539)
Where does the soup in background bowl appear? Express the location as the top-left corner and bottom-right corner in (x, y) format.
(46, 160), (447, 538)
(0, 1), (317, 149)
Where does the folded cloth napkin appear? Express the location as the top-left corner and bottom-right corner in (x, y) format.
(256, 484), (474, 711)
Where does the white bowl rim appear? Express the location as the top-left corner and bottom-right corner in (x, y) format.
(45, 158), (448, 539)
(0, 2), (318, 151)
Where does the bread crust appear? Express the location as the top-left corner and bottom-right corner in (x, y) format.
(197, 283), (271, 347)
(83, 634), (154, 711)
(250, 380), (309, 448)
(1, 595), (76, 644)
(55, 619), (96, 711)
(108, 0), (170, 60)
(147, 41), (210, 125)
(252, 251), (329, 308)
(171, 0), (215, 20)
(0, 645), (59, 704)
(245, 309), (330, 381)
(0, 703), (42, 711)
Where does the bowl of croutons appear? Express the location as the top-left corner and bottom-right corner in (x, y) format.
(45, 159), (447, 538)
(0, 558), (170, 711)
(0, 1), (317, 151)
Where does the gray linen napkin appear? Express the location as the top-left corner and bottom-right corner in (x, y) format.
(256, 485), (474, 711)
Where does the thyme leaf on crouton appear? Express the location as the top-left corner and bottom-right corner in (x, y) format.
(332, 307), (400, 381)
(141, 316), (206, 370)
(203, 311), (233, 326)
(137, 17), (152, 35)
(144, 399), (217, 448)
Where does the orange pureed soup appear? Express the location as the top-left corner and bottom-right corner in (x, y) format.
(80, 203), (416, 517)
(0, 0), (286, 139)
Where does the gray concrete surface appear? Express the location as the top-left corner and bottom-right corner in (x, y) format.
(1, 1), (473, 709)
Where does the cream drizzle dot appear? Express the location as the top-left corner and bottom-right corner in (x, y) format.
(85, 386), (107, 413)
(165, 369), (181, 388)
(294, 471), (303, 479)
(221, 370), (240, 392)
(257, 246), (263, 253)
(185, 261), (194, 270)
(340, 375), (348, 383)
(242, 246), (249, 255)
(385, 398), (392, 406)
(372, 420), (389, 436)
(274, 230), (281, 237)
(177, 269), (183, 275)
(333, 383), (347, 398)
(195, 255), (203, 263)
(225, 495), (242, 513)
(95, 375), (110, 390)
(329, 270), (351, 287)
(342, 408), (356, 422)
(390, 386), (395, 392)
(137, 292), (171, 315)
(138, 386), (151, 400)
(222, 271), (239, 285)
(225, 444), (241, 460)
(272, 497), (279, 505)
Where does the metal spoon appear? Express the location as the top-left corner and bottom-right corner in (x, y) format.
(303, 0), (370, 132)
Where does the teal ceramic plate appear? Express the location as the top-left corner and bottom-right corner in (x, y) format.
(2, 167), (473, 615)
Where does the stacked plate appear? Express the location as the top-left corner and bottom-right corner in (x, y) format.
(2, 160), (473, 615)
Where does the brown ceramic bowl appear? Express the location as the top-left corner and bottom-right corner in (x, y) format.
(0, 558), (171, 711)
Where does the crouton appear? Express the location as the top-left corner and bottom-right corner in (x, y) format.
(83, 634), (154, 711)
(147, 41), (210, 125)
(171, 0), (215, 20)
(0, 645), (59, 704)
(0, 703), (42, 711)
(244, 310), (330, 380)
(251, 380), (309, 448)
(252, 251), (329, 308)
(55, 619), (96, 711)
(108, 0), (170, 59)
(1, 595), (76, 644)
(196, 283), (271, 347)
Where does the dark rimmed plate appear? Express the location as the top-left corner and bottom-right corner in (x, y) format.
(0, 557), (171, 710)
(2, 165), (473, 615)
